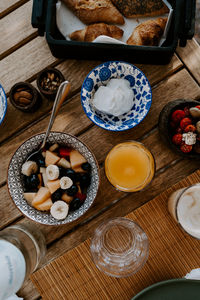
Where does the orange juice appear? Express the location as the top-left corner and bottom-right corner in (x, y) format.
(105, 141), (155, 192)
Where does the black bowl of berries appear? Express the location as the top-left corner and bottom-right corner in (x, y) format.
(158, 99), (200, 159)
(7, 132), (100, 225)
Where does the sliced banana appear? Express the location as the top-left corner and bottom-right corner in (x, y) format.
(60, 176), (73, 190)
(50, 200), (69, 220)
(46, 164), (59, 180)
(21, 161), (38, 176)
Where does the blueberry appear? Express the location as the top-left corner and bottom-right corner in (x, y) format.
(58, 167), (67, 178)
(66, 184), (78, 196)
(69, 197), (82, 211)
(81, 162), (91, 172)
(51, 188), (62, 203)
(80, 173), (91, 189)
(65, 168), (76, 181)
(74, 172), (81, 183)
(29, 152), (45, 167)
(24, 174), (39, 190)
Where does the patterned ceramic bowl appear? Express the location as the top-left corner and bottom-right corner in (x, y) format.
(0, 84), (7, 125)
(7, 132), (100, 225)
(81, 61), (152, 131)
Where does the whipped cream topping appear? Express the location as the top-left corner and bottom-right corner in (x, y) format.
(182, 132), (197, 145)
(93, 78), (134, 117)
(177, 185), (200, 239)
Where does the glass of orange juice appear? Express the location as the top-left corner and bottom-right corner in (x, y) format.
(105, 141), (155, 192)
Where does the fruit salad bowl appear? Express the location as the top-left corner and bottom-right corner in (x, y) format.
(159, 99), (200, 159)
(7, 132), (100, 225)
(81, 61), (152, 132)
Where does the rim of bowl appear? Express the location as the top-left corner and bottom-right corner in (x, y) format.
(81, 61), (152, 132)
(0, 84), (7, 125)
(7, 131), (100, 226)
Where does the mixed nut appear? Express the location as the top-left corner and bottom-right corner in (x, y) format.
(13, 87), (33, 107)
(39, 71), (63, 93)
(170, 105), (200, 154)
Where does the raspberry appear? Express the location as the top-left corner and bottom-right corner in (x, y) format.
(75, 192), (86, 202)
(171, 110), (185, 123)
(180, 117), (192, 130)
(183, 106), (190, 117)
(59, 147), (71, 157)
(184, 124), (196, 133)
(172, 134), (182, 145)
(180, 143), (193, 153)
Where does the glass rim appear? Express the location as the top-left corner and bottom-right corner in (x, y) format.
(104, 140), (155, 192)
(175, 183), (200, 240)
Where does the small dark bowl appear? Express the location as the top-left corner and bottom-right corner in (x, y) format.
(158, 99), (200, 159)
(36, 67), (65, 100)
(10, 82), (41, 112)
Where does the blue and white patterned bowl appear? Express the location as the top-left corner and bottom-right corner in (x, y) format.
(0, 84), (7, 125)
(81, 61), (152, 131)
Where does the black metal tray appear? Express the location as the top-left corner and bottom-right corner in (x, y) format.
(32, 0), (196, 64)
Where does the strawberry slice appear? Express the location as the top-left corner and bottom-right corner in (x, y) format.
(184, 124), (196, 133)
(180, 143), (193, 153)
(180, 117), (192, 130)
(171, 110), (185, 123)
(59, 147), (71, 157)
(172, 134), (182, 145)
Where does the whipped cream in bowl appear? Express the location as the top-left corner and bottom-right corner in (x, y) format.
(81, 61), (152, 132)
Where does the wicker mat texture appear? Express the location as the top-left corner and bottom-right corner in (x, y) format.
(31, 170), (200, 300)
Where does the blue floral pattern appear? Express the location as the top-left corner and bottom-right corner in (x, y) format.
(81, 61), (152, 132)
(0, 84), (7, 125)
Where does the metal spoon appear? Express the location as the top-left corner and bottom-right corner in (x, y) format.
(26, 80), (71, 161)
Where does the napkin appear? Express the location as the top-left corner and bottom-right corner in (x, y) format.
(185, 268), (200, 280)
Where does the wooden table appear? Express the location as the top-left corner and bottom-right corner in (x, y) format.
(1, 1), (200, 299)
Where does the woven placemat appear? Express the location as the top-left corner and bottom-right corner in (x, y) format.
(31, 170), (200, 300)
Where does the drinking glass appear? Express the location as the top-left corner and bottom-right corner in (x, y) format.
(105, 141), (155, 192)
(90, 217), (149, 277)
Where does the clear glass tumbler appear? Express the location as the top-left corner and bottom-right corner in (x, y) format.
(90, 217), (149, 277)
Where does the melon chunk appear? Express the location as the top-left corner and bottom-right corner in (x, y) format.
(24, 193), (36, 206)
(61, 193), (73, 204)
(42, 171), (48, 187)
(70, 150), (87, 169)
(45, 150), (60, 166)
(49, 143), (59, 152)
(73, 166), (86, 173)
(57, 158), (71, 169)
(46, 179), (60, 194)
(32, 187), (51, 206)
(34, 198), (53, 211)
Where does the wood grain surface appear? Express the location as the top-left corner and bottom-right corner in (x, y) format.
(1, 1), (200, 299)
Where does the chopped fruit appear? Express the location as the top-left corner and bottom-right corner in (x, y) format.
(195, 105), (200, 110)
(69, 198), (82, 211)
(38, 174), (43, 189)
(32, 187), (51, 206)
(46, 164), (59, 180)
(171, 110), (185, 123)
(70, 150), (87, 169)
(75, 192), (86, 202)
(59, 147), (71, 157)
(23, 192), (36, 205)
(64, 168), (76, 181)
(175, 127), (182, 134)
(40, 167), (46, 174)
(180, 143), (193, 153)
(189, 107), (200, 118)
(180, 117), (192, 130)
(81, 162), (91, 172)
(50, 201), (69, 220)
(57, 158), (71, 169)
(41, 151), (46, 158)
(42, 171), (48, 187)
(21, 161), (38, 177)
(60, 176), (73, 190)
(52, 189), (62, 203)
(184, 124), (196, 133)
(66, 184), (79, 196)
(73, 166), (86, 173)
(34, 198), (53, 211)
(46, 179), (60, 194)
(45, 150), (60, 166)
(61, 193), (73, 204)
(24, 174), (40, 191)
(172, 134), (182, 145)
(183, 106), (190, 116)
(80, 173), (91, 189)
(49, 143), (59, 152)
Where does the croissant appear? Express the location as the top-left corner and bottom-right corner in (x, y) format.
(69, 23), (123, 42)
(111, 0), (168, 18)
(61, 0), (124, 25)
(127, 17), (167, 46)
